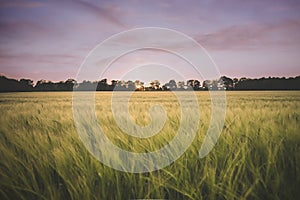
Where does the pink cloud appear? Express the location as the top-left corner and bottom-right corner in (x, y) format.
(0, 52), (82, 65)
(195, 19), (300, 51)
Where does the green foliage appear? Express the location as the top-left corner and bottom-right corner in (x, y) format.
(0, 92), (299, 199)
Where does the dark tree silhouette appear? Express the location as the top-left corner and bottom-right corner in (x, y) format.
(110, 80), (118, 90)
(0, 76), (34, 92)
(97, 79), (108, 91)
(202, 80), (210, 90)
(148, 80), (161, 91)
(0, 74), (299, 92)
(187, 79), (201, 90)
(234, 76), (300, 90)
(220, 76), (233, 90)
(177, 81), (185, 90)
(168, 80), (177, 90)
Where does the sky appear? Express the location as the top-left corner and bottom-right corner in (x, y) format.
(0, 0), (300, 84)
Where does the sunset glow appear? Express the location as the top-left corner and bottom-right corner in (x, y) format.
(0, 0), (300, 82)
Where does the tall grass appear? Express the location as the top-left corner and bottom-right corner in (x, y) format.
(0, 91), (299, 199)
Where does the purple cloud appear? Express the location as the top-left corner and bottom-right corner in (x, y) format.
(0, 0), (44, 8)
(65, 0), (127, 28)
(0, 0), (299, 81)
(195, 19), (300, 51)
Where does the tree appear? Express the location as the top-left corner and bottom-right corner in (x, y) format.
(233, 78), (238, 89)
(126, 80), (135, 91)
(177, 81), (185, 90)
(202, 80), (219, 90)
(77, 80), (97, 91)
(110, 80), (118, 90)
(115, 80), (126, 91)
(194, 80), (201, 90)
(97, 78), (108, 91)
(162, 82), (170, 91)
(64, 79), (76, 91)
(187, 79), (200, 90)
(134, 80), (144, 91)
(35, 80), (48, 91)
(168, 79), (177, 90)
(19, 79), (34, 91)
(202, 80), (210, 90)
(149, 80), (161, 90)
(1, 74), (300, 92)
(220, 76), (233, 90)
(187, 80), (194, 88)
(0, 76), (23, 92)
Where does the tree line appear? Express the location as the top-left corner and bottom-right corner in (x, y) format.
(0, 74), (299, 92)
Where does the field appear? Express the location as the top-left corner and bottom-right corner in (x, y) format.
(0, 91), (299, 200)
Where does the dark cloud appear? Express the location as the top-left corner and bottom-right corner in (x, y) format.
(66, 0), (127, 28)
(0, 0), (45, 8)
(0, 20), (48, 39)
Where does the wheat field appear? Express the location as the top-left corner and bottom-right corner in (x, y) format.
(0, 91), (299, 199)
